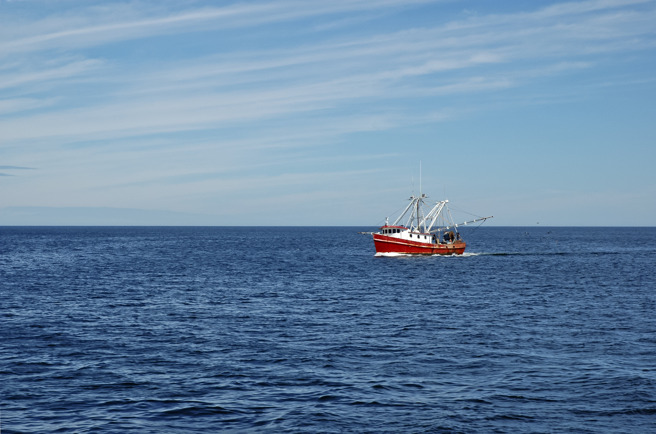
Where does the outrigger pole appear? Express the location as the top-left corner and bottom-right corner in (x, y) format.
(392, 197), (417, 227)
(388, 194), (493, 234)
(434, 216), (494, 233)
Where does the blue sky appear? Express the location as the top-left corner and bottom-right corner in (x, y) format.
(1, 0), (654, 225)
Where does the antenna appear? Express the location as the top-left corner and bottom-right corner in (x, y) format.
(420, 161), (422, 196)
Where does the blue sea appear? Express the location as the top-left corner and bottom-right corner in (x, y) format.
(1, 227), (655, 433)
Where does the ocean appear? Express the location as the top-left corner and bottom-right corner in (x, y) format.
(1, 226), (655, 433)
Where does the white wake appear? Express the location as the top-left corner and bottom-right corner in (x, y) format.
(374, 252), (480, 258)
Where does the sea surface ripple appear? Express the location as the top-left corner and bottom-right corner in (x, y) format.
(1, 227), (655, 433)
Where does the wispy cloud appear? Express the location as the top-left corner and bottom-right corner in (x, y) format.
(0, 0), (654, 223)
(0, 0), (441, 55)
(2, 2), (654, 144)
(0, 59), (104, 91)
(0, 165), (35, 177)
(0, 97), (55, 115)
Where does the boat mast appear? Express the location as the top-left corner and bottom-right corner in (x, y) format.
(422, 200), (447, 233)
(392, 198), (416, 227)
(419, 162), (421, 231)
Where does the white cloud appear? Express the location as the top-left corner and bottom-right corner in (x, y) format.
(0, 58), (104, 90)
(0, 0), (442, 55)
(0, 97), (53, 114)
(2, 1), (653, 145)
(1, 0), (655, 223)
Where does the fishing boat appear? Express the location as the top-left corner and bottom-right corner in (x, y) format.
(368, 193), (492, 255)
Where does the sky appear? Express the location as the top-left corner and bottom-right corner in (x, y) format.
(0, 0), (655, 226)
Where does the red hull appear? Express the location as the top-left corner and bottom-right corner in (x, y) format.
(373, 234), (466, 255)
